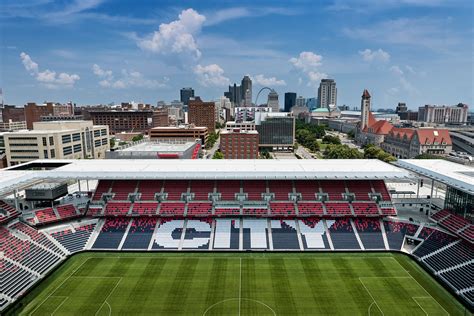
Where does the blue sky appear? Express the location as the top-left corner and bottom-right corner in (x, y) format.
(0, 0), (472, 109)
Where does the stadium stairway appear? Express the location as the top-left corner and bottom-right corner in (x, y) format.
(350, 219), (365, 250)
(3, 256), (41, 278)
(419, 239), (461, 260)
(117, 218), (134, 250)
(379, 219), (390, 250)
(85, 218), (105, 250)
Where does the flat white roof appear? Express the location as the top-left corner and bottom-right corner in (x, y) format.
(0, 159), (411, 196)
(119, 142), (196, 152)
(396, 159), (474, 195)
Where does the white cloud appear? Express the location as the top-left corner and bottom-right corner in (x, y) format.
(289, 51), (323, 72)
(20, 52), (38, 74)
(20, 52), (80, 88)
(204, 7), (302, 26)
(289, 51), (328, 86)
(92, 64), (113, 80)
(92, 64), (167, 89)
(390, 65), (404, 75)
(344, 18), (459, 52)
(193, 64), (230, 87)
(359, 48), (390, 63)
(388, 64), (420, 95)
(252, 74), (286, 86)
(405, 65), (416, 74)
(137, 8), (205, 59)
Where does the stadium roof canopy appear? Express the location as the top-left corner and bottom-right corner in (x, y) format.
(0, 159), (411, 196)
(396, 159), (474, 195)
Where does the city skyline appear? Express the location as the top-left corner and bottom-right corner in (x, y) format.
(1, 0), (472, 109)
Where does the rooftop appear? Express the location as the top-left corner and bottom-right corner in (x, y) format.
(0, 159), (411, 196)
(118, 141), (197, 152)
(396, 159), (474, 195)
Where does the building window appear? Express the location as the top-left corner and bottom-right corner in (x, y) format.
(73, 144), (82, 153)
(62, 135), (71, 144)
(63, 146), (72, 155)
(72, 133), (81, 141)
(50, 149), (55, 158)
(44, 150), (48, 158)
(101, 138), (108, 145)
(95, 140), (101, 147)
(42, 137), (47, 146)
(101, 129), (107, 136)
(94, 130), (101, 137)
(49, 136), (54, 145)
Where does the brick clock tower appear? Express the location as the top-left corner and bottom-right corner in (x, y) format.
(360, 89), (371, 132)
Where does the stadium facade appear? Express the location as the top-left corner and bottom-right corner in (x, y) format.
(0, 159), (472, 312)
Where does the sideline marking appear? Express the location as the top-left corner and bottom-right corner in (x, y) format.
(202, 298), (276, 316)
(94, 277), (122, 316)
(50, 296), (69, 316)
(389, 257), (450, 315)
(359, 277), (385, 316)
(29, 257), (92, 316)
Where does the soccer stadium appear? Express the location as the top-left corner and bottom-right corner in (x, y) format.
(0, 159), (472, 315)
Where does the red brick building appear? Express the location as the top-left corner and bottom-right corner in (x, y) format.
(220, 129), (259, 159)
(188, 97), (215, 133)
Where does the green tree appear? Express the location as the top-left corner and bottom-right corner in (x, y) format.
(212, 151), (224, 159)
(363, 144), (397, 162)
(109, 138), (116, 148)
(205, 132), (219, 149)
(131, 134), (144, 142)
(324, 144), (363, 159)
(347, 130), (355, 139)
(322, 135), (341, 145)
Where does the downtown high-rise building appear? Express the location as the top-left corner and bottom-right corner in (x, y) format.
(180, 87), (195, 106)
(296, 96), (306, 107)
(224, 83), (242, 107)
(188, 97), (216, 133)
(284, 92), (296, 112)
(317, 79), (337, 108)
(267, 90), (280, 112)
(241, 75), (252, 107)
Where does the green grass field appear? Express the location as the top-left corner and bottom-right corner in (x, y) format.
(9, 252), (467, 315)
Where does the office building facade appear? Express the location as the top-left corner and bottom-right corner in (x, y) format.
(180, 87), (195, 106)
(188, 98), (216, 133)
(255, 113), (295, 150)
(284, 92), (297, 112)
(220, 129), (259, 159)
(418, 104), (469, 125)
(317, 79), (337, 108)
(3, 121), (109, 166)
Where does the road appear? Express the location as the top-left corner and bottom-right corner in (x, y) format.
(203, 129), (222, 159)
(295, 144), (316, 159)
(326, 130), (362, 151)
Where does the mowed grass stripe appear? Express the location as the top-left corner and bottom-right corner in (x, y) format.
(268, 258), (298, 314)
(120, 258), (168, 314)
(160, 258), (199, 314)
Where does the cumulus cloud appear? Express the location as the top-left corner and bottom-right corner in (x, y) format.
(20, 52), (80, 88)
(20, 52), (39, 74)
(359, 48), (390, 63)
(388, 64), (419, 95)
(193, 64), (230, 87)
(289, 51), (323, 72)
(289, 51), (328, 86)
(137, 9), (205, 59)
(390, 65), (404, 75)
(92, 64), (167, 89)
(92, 64), (113, 80)
(252, 74), (286, 86)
